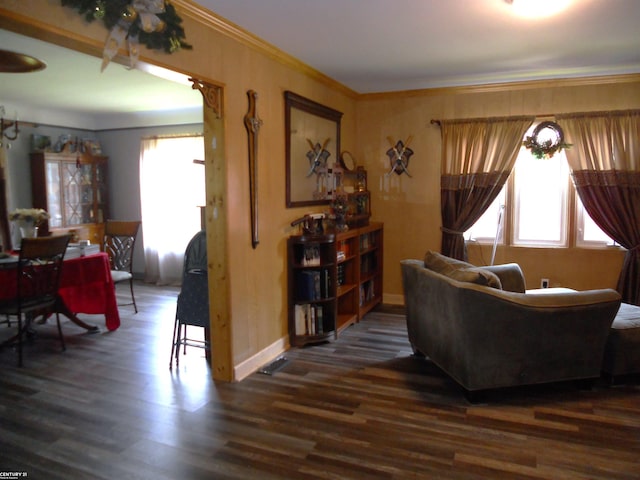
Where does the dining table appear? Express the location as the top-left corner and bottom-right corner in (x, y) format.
(0, 251), (120, 332)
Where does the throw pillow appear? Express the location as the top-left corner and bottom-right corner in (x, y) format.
(424, 250), (473, 274)
(424, 251), (502, 289)
(449, 267), (502, 289)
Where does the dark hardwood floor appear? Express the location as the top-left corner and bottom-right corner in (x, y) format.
(1, 282), (639, 479)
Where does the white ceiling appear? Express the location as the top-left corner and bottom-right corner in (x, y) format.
(1, 0), (639, 128)
(0, 29), (203, 130)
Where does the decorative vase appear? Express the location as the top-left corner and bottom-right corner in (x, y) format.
(16, 220), (38, 239)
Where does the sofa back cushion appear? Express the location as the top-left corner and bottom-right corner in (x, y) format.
(424, 251), (502, 289)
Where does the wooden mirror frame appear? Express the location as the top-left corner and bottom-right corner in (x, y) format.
(285, 91), (342, 208)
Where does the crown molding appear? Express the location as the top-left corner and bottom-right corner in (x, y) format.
(359, 73), (640, 100)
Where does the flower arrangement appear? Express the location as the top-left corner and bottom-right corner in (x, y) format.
(9, 208), (50, 225)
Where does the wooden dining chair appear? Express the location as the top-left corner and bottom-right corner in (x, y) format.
(103, 220), (141, 313)
(0, 235), (71, 366)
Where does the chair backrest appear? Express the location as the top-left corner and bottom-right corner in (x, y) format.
(16, 235), (71, 306)
(103, 220), (141, 272)
(183, 230), (207, 275)
(176, 230), (209, 327)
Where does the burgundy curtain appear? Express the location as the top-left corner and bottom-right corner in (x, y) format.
(557, 110), (640, 305)
(439, 116), (534, 260)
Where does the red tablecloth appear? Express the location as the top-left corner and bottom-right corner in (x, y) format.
(0, 252), (120, 331)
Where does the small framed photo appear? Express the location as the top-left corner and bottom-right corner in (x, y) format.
(31, 134), (52, 152)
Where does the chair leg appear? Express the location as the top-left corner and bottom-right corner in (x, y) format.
(129, 278), (138, 314)
(17, 314), (23, 367)
(205, 326), (211, 363)
(170, 315), (180, 369)
(55, 312), (66, 352)
(183, 324), (187, 355)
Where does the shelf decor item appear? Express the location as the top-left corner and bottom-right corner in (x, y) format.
(244, 90), (262, 249)
(523, 121), (572, 159)
(60, 0), (192, 71)
(385, 136), (414, 177)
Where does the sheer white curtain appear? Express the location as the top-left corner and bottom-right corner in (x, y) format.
(140, 135), (205, 285)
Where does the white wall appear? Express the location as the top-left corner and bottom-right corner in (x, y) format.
(3, 110), (203, 275)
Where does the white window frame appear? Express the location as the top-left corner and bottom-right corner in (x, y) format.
(575, 196), (616, 247)
(512, 150), (569, 247)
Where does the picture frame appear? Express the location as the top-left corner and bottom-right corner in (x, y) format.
(31, 134), (51, 152)
(285, 91), (342, 208)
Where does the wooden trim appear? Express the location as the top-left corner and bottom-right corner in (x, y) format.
(359, 73), (640, 101)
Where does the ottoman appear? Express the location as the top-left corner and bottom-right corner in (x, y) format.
(602, 302), (640, 379)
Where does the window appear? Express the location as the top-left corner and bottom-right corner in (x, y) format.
(140, 135), (205, 284)
(466, 122), (613, 249)
(576, 198), (615, 246)
(512, 148), (569, 246)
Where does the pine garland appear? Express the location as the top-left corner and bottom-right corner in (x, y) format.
(60, 0), (192, 54)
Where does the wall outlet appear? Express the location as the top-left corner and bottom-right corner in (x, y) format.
(541, 278), (550, 289)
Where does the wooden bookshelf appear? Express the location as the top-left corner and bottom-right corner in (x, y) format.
(287, 234), (338, 346)
(288, 223), (383, 346)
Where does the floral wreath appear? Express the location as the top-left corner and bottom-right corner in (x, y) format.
(61, 0), (192, 70)
(523, 121), (572, 160)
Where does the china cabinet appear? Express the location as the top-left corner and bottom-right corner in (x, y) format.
(30, 144), (109, 245)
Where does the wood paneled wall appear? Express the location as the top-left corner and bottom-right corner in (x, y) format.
(355, 79), (640, 302)
(1, 1), (638, 379)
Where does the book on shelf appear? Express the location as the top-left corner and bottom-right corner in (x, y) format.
(337, 264), (345, 286)
(316, 305), (324, 334)
(296, 270), (322, 301)
(294, 304), (306, 335)
(360, 233), (369, 250)
(320, 268), (331, 298)
(359, 279), (375, 306)
(337, 239), (350, 257)
(294, 303), (326, 336)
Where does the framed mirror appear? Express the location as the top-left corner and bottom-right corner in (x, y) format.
(285, 91), (342, 208)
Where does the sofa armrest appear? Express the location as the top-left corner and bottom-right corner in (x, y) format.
(483, 263), (526, 293)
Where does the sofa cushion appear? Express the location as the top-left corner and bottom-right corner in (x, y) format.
(424, 251), (502, 289)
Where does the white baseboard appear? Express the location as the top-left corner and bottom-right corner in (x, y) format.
(233, 335), (289, 382)
(383, 293), (405, 306)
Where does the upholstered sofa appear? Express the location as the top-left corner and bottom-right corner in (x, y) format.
(400, 252), (622, 395)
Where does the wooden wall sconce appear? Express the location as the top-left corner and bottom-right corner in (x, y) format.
(385, 136), (414, 177)
(244, 90), (262, 249)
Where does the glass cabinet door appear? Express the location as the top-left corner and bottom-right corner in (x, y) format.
(31, 149), (109, 237)
(45, 161), (62, 228)
(95, 163), (107, 223)
(61, 161), (83, 225)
